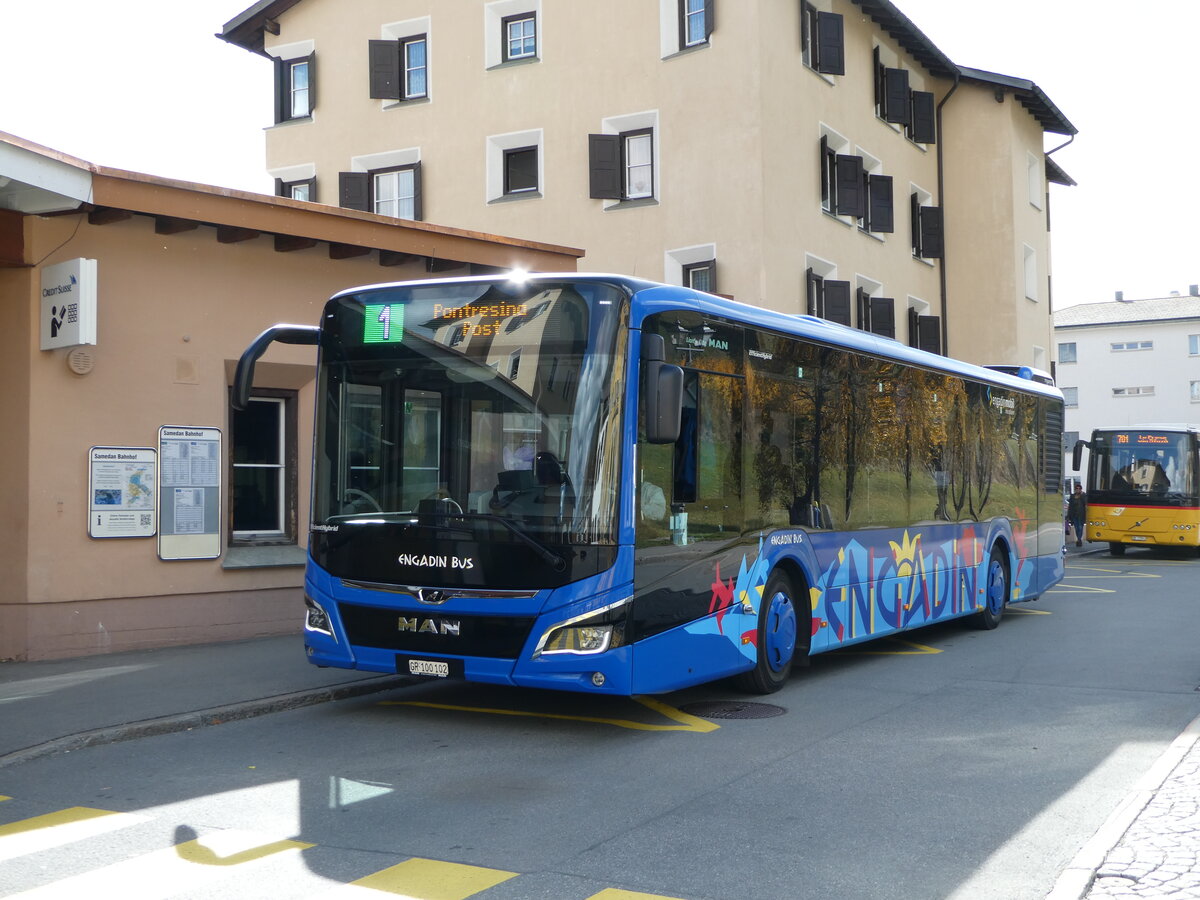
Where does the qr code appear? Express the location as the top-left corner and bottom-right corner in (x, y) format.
(140, 514), (152, 528)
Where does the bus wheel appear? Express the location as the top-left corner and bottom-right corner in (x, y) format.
(734, 572), (801, 694)
(1109, 542), (1126, 556)
(971, 549), (1009, 630)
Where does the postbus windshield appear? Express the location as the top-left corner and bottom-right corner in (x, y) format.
(310, 278), (629, 589)
(1088, 429), (1199, 504)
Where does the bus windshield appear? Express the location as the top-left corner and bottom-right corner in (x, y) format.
(1088, 429), (1199, 504)
(310, 279), (629, 589)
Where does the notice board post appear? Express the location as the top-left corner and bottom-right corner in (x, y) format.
(158, 425), (222, 560)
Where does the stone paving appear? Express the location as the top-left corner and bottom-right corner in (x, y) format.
(1081, 730), (1200, 899)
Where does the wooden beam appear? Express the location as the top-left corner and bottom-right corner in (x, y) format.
(274, 234), (318, 253)
(0, 209), (24, 267)
(379, 250), (417, 267)
(426, 256), (466, 273)
(329, 242), (370, 260)
(87, 207), (133, 226)
(154, 216), (198, 235)
(217, 225), (259, 244)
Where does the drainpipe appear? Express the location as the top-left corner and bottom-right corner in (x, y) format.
(935, 70), (960, 358)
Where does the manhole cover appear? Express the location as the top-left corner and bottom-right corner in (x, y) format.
(679, 700), (786, 720)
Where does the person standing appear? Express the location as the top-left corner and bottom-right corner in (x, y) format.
(1067, 483), (1087, 548)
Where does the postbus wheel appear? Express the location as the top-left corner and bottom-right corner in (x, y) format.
(970, 548), (1009, 630)
(1109, 542), (1126, 556)
(734, 571), (803, 694)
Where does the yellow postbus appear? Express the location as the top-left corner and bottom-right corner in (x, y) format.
(1073, 424), (1200, 556)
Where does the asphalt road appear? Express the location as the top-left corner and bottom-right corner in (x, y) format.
(3, 549), (1199, 900)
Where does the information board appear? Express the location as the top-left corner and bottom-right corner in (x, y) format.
(157, 425), (222, 560)
(88, 446), (156, 538)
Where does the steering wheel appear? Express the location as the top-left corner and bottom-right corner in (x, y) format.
(343, 488), (383, 513)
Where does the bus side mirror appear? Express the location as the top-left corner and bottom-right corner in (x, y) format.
(1071, 439), (1088, 472)
(641, 333), (683, 444)
(232, 324), (320, 410)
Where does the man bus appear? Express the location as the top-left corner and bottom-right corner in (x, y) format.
(1073, 424), (1200, 556)
(235, 273), (1065, 695)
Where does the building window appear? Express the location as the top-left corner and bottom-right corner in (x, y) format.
(368, 22), (430, 101)
(680, 0), (712, 48)
(276, 177), (316, 202)
(374, 166), (419, 218)
(1023, 245), (1038, 301)
(339, 158), (423, 221)
(503, 13), (537, 60)
(1190, 334), (1200, 355)
(273, 53), (315, 123)
(683, 260), (716, 293)
(1112, 386), (1155, 397)
(907, 303), (941, 354)
(910, 189), (943, 260)
(589, 115), (659, 203)
(852, 150), (893, 235)
(1110, 340), (1153, 351)
(503, 146), (538, 194)
(1028, 152), (1043, 209)
(1061, 387), (1078, 408)
(800, 1), (844, 75)
(856, 284), (896, 338)
(806, 265), (851, 326)
(230, 392), (296, 544)
(1058, 341), (1077, 364)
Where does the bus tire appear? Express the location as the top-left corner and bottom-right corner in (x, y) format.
(734, 571), (803, 694)
(970, 548), (1009, 630)
(1109, 542), (1126, 556)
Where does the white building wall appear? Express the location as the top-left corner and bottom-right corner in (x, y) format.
(1056, 316), (1200, 481)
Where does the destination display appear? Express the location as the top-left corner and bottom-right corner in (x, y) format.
(361, 300), (529, 344)
(1113, 432), (1171, 445)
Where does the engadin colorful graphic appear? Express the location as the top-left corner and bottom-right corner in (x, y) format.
(695, 519), (1038, 658)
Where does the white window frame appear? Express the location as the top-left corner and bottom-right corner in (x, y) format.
(665, 244), (717, 288)
(265, 39), (316, 125)
(1058, 341), (1077, 364)
(485, 1), (541, 69)
(1191, 381), (1200, 402)
(820, 124), (851, 220)
(1061, 386), (1079, 408)
(1112, 386), (1155, 397)
(1110, 340), (1153, 352)
(350, 148), (421, 220)
(486, 129), (543, 202)
(1189, 334), (1200, 356)
(659, 0), (710, 57)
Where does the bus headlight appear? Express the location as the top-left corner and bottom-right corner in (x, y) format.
(534, 598), (630, 657)
(304, 594), (335, 638)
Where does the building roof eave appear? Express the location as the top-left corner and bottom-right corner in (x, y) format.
(217, 0), (303, 56)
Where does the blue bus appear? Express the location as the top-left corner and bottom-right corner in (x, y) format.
(235, 273), (1065, 695)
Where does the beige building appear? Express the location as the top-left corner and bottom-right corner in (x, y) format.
(0, 132), (580, 661)
(219, 0), (1075, 368)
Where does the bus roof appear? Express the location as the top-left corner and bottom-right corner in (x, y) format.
(1092, 424), (1200, 434)
(328, 272), (1064, 401)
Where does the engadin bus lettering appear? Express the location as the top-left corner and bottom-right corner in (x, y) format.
(234, 273), (1065, 696)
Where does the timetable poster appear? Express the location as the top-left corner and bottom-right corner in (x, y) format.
(157, 425), (222, 560)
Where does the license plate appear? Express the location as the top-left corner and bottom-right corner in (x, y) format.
(408, 658), (450, 677)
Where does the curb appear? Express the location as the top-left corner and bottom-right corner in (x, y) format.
(0, 675), (408, 770)
(1045, 712), (1200, 899)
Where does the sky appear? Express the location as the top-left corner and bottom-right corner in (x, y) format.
(3, 0), (1197, 309)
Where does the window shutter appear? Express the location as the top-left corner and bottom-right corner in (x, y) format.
(815, 12), (844, 75)
(824, 280), (852, 326)
(705, 0), (715, 39)
(273, 57), (287, 124)
(805, 268), (820, 317)
(919, 205), (944, 258)
(339, 172), (370, 211)
(306, 52), (316, 113)
(870, 297), (896, 338)
(910, 91), (936, 143)
(917, 315), (941, 354)
(883, 68), (910, 124)
(588, 134), (622, 200)
(907, 307), (920, 349)
(369, 40), (401, 99)
(411, 161), (424, 221)
(274, 178), (285, 198)
(835, 154), (864, 218)
(868, 174), (893, 233)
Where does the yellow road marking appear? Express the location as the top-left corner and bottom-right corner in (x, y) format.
(174, 835), (314, 867)
(0, 796), (10, 802)
(349, 857), (516, 898)
(589, 890), (688, 900)
(1007, 607), (1052, 615)
(380, 695), (719, 733)
(843, 638), (942, 656)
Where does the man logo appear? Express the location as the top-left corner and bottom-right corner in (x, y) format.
(398, 616), (461, 636)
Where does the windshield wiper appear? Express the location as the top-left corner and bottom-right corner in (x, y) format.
(441, 512), (567, 572)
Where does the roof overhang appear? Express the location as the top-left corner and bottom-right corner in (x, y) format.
(217, 0), (302, 56)
(958, 66), (1078, 136)
(0, 138), (92, 214)
(849, 0), (958, 78)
